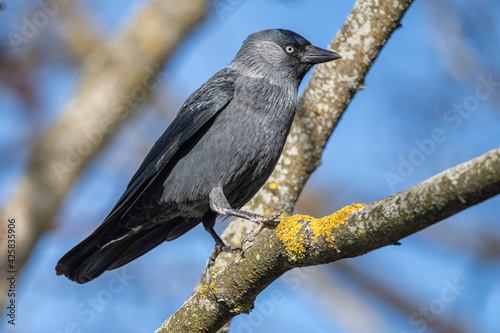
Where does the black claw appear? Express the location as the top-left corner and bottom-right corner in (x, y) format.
(239, 237), (254, 254)
(244, 242), (254, 252)
(230, 246), (243, 254)
(240, 237), (248, 250)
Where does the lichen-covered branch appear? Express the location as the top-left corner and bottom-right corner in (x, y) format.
(278, 147), (500, 265)
(0, 0), (208, 300)
(157, 147), (500, 333)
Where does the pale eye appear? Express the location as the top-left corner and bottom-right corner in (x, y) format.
(285, 45), (294, 54)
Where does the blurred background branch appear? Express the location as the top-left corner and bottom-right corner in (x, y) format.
(334, 262), (471, 333)
(0, 0), (209, 306)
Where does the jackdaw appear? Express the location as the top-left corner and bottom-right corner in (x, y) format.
(56, 29), (341, 283)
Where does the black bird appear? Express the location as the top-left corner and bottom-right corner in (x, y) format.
(56, 29), (341, 283)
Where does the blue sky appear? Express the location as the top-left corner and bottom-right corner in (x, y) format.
(1, 0), (500, 332)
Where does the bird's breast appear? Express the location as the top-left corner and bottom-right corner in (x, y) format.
(215, 80), (298, 207)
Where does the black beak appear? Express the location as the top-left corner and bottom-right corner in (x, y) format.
(302, 45), (341, 64)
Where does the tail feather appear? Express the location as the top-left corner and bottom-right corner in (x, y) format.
(56, 228), (129, 284)
(56, 222), (177, 284)
(107, 221), (181, 270)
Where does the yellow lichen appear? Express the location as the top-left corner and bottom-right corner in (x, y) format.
(309, 203), (366, 246)
(210, 280), (219, 293)
(269, 183), (278, 190)
(263, 209), (270, 216)
(211, 267), (223, 276)
(199, 284), (208, 299)
(276, 204), (366, 258)
(276, 214), (313, 260)
(316, 109), (323, 115)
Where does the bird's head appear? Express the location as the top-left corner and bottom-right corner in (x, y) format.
(231, 29), (341, 82)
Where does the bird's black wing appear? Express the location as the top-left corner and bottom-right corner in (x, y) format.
(55, 68), (238, 283)
(108, 68), (238, 220)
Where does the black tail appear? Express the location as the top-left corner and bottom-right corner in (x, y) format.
(56, 221), (179, 284)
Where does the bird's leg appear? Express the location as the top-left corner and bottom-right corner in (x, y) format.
(202, 221), (242, 278)
(210, 186), (282, 224)
(209, 186), (282, 249)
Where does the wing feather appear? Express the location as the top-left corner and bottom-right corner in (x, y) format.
(106, 68), (237, 221)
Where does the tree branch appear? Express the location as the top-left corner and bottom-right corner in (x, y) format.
(0, 0), (209, 301)
(157, 147), (500, 333)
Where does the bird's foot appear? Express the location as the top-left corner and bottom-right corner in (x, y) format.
(240, 211), (283, 250)
(205, 241), (243, 280)
(246, 210), (282, 226)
